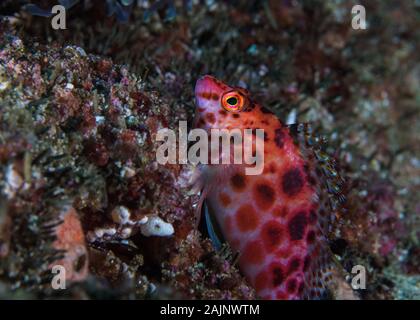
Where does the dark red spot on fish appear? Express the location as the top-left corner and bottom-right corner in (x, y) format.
(276, 292), (287, 299)
(306, 230), (316, 244)
(271, 266), (284, 286)
(198, 119), (206, 127)
(211, 93), (219, 100)
(230, 173), (247, 191)
(219, 193), (231, 207)
(255, 272), (269, 292)
(286, 278), (297, 293)
(288, 211), (307, 240)
(288, 258), (301, 274)
(298, 282), (305, 295)
(200, 92), (211, 99)
(232, 113), (240, 118)
(263, 131), (269, 141)
(254, 182), (275, 210)
(262, 221), (284, 251)
(236, 204), (258, 232)
(274, 129), (285, 148)
(219, 110), (227, 116)
(240, 240), (265, 265)
(282, 168), (304, 196)
(198, 107), (205, 112)
(206, 113), (216, 124)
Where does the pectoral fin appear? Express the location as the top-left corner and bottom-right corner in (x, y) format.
(203, 201), (224, 251)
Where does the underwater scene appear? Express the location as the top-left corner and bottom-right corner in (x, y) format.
(0, 0), (418, 301)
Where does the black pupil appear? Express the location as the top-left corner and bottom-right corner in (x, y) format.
(227, 97), (238, 106)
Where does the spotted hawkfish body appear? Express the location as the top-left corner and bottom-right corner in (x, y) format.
(193, 75), (354, 300)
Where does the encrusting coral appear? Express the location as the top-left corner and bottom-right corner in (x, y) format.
(0, 22), (253, 299)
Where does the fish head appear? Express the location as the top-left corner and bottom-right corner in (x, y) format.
(194, 75), (252, 130)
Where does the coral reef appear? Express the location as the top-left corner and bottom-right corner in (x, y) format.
(0, 22), (252, 299)
(0, 0), (419, 299)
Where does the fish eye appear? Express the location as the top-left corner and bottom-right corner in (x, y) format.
(227, 96), (238, 105)
(222, 91), (246, 112)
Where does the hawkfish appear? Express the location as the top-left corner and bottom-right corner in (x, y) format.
(192, 75), (356, 300)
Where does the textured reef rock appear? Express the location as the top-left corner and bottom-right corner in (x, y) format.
(0, 0), (419, 299)
(0, 22), (253, 299)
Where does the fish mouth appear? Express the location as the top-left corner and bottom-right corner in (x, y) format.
(195, 75), (217, 95)
(194, 75), (227, 107)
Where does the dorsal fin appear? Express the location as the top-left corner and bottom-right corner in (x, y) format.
(301, 241), (358, 300)
(286, 123), (346, 235)
(286, 123), (357, 299)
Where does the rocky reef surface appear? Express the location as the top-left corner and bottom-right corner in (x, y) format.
(0, 0), (419, 299)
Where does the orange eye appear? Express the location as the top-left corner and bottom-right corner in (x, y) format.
(221, 91), (246, 112)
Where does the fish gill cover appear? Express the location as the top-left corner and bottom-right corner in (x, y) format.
(0, 0), (418, 300)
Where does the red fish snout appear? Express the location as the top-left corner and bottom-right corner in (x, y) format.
(195, 75), (229, 102)
(196, 75), (220, 92)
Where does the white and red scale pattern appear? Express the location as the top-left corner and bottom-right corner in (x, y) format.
(194, 75), (329, 299)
